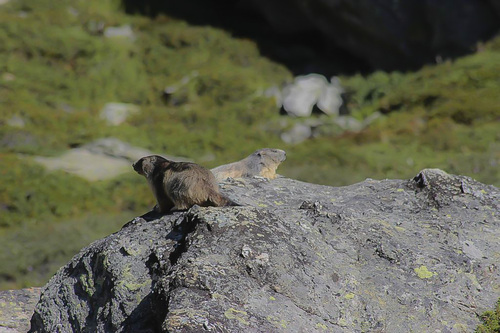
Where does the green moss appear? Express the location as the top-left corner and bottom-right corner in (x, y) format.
(0, 212), (133, 290)
(79, 272), (96, 297)
(476, 299), (500, 333)
(116, 265), (151, 292)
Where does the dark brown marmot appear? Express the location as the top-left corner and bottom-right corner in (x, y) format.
(211, 148), (286, 182)
(133, 155), (238, 213)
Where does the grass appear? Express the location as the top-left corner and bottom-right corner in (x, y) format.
(477, 299), (500, 333)
(0, 0), (498, 295)
(0, 213), (133, 290)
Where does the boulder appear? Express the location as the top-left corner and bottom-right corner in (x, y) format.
(32, 138), (189, 181)
(281, 74), (343, 117)
(29, 169), (500, 332)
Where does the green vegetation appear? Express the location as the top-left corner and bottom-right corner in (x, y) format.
(0, 213), (132, 290)
(477, 299), (500, 333)
(0, 0), (499, 293)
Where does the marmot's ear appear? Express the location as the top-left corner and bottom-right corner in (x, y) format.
(257, 152), (262, 157)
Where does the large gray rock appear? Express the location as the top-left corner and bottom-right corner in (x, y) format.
(29, 169), (499, 332)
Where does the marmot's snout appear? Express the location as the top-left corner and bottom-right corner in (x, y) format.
(280, 150), (287, 161)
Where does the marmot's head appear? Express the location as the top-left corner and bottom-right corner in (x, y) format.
(253, 148), (287, 165)
(133, 155), (169, 177)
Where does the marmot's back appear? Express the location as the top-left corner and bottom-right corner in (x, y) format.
(164, 161), (234, 209)
(211, 148), (286, 181)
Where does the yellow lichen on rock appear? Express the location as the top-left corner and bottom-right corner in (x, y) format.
(414, 265), (437, 279)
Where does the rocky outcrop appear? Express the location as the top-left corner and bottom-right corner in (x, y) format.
(123, 0), (500, 71)
(270, 0), (499, 70)
(29, 169), (499, 332)
(246, 0), (500, 70)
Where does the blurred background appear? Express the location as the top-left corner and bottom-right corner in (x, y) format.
(0, 0), (499, 290)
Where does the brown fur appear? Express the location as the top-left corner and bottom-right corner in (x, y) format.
(133, 155), (238, 213)
(211, 148), (286, 182)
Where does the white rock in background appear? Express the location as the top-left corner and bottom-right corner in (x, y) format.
(276, 75), (379, 143)
(6, 115), (25, 128)
(317, 77), (343, 116)
(103, 25), (135, 40)
(282, 74), (325, 117)
(278, 113), (380, 144)
(99, 103), (140, 126)
(84, 138), (153, 161)
(281, 74), (344, 117)
(333, 116), (363, 132)
(32, 138), (190, 181)
(163, 71), (199, 95)
(34, 149), (132, 182)
(281, 123), (312, 144)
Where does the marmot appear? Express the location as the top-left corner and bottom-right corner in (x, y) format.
(133, 155), (238, 213)
(211, 148), (286, 182)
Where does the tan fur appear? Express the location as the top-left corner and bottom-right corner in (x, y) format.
(133, 155), (238, 213)
(211, 148), (286, 182)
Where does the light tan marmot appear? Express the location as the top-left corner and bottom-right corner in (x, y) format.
(211, 148), (286, 182)
(133, 155), (238, 213)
